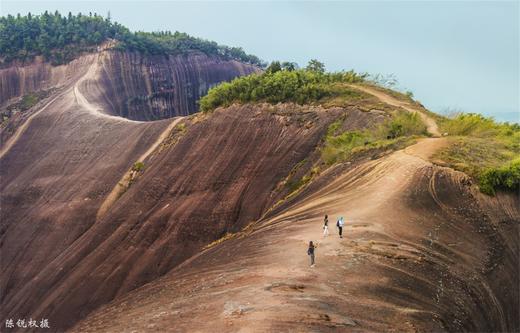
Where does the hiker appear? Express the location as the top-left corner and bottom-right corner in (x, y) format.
(336, 216), (344, 238)
(323, 214), (329, 237)
(307, 241), (316, 267)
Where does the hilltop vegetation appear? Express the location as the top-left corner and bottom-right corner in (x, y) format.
(435, 113), (520, 195)
(0, 11), (264, 66)
(199, 60), (367, 112)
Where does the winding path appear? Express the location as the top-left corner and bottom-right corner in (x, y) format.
(350, 84), (441, 137)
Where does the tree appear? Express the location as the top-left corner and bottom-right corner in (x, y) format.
(281, 61), (298, 71)
(265, 61), (282, 74)
(306, 59), (325, 73)
(0, 12), (265, 67)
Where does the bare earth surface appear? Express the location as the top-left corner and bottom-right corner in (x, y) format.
(1, 50), (517, 332)
(73, 136), (519, 332)
(0, 50), (261, 331)
(72, 85), (518, 332)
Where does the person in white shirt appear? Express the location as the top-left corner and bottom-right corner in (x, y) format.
(336, 216), (344, 238)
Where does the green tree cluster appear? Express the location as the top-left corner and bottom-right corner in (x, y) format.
(0, 12), (265, 66)
(200, 60), (366, 112)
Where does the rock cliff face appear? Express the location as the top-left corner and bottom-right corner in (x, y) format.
(0, 49), (262, 331)
(97, 51), (259, 120)
(0, 55), (94, 105)
(0, 50), (259, 120)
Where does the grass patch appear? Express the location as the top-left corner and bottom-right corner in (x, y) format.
(157, 121), (189, 153)
(322, 111), (427, 165)
(285, 166), (320, 197)
(435, 113), (519, 195)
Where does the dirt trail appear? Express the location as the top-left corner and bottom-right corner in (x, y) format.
(351, 84), (441, 137)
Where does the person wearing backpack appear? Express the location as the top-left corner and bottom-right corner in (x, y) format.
(307, 241), (316, 267)
(323, 215), (329, 237)
(336, 217), (344, 238)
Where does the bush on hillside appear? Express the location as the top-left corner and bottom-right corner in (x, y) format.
(440, 113), (519, 138)
(322, 111), (427, 165)
(479, 158), (520, 195)
(436, 112), (520, 195)
(199, 67), (367, 112)
(132, 161), (145, 172)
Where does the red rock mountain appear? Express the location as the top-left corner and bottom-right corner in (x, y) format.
(1, 48), (518, 333)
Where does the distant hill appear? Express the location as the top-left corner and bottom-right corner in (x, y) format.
(0, 11), (265, 67)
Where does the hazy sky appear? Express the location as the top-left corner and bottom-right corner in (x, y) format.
(2, 1), (518, 122)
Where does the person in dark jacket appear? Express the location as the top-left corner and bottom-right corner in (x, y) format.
(323, 215), (329, 237)
(308, 241), (316, 267)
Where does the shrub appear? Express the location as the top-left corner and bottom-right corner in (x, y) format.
(20, 94), (39, 110)
(385, 112), (427, 138)
(435, 112), (520, 195)
(439, 113), (512, 137)
(132, 161), (145, 172)
(199, 69), (367, 112)
(479, 158), (520, 195)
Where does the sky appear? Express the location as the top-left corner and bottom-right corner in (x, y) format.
(1, 1), (518, 122)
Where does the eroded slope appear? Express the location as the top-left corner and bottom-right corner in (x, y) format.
(0, 49), (264, 331)
(1, 52), (387, 331)
(73, 138), (519, 332)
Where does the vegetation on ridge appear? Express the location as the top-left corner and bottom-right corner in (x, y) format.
(435, 113), (520, 195)
(322, 111), (426, 165)
(199, 60), (368, 112)
(0, 11), (264, 66)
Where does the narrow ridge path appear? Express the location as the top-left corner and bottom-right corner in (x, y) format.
(350, 84), (441, 137)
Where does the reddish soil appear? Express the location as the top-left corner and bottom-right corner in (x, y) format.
(1, 49), (388, 331)
(72, 138), (519, 332)
(1, 49), (518, 333)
